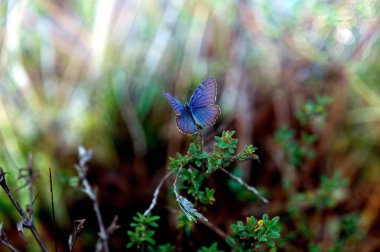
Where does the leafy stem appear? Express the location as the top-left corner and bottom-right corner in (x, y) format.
(174, 167), (208, 222)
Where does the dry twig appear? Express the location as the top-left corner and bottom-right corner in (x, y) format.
(0, 164), (47, 252)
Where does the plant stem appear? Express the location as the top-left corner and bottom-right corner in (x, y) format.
(220, 168), (268, 203)
(144, 171), (173, 216)
(0, 239), (19, 252)
(173, 167), (183, 200)
(0, 168), (48, 252)
(69, 219), (86, 252)
(199, 130), (204, 153)
(76, 147), (111, 252)
(198, 218), (229, 240)
(29, 225), (47, 252)
(0, 227), (19, 252)
(49, 168), (57, 252)
(82, 179), (109, 252)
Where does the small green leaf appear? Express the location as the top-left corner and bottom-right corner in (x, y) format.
(266, 239), (275, 247)
(262, 214), (269, 224)
(270, 216), (280, 226)
(268, 231), (281, 239)
(148, 222), (158, 228)
(195, 160), (202, 167)
(69, 177), (79, 187)
(146, 237), (156, 245)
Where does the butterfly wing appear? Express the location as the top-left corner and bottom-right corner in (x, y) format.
(176, 109), (199, 135)
(164, 77), (219, 134)
(189, 77), (217, 107)
(190, 104), (220, 128)
(164, 91), (185, 115)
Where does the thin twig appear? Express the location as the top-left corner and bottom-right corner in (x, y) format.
(0, 167), (48, 252)
(198, 218), (229, 240)
(49, 168), (57, 252)
(106, 215), (120, 235)
(75, 147), (109, 252)
(68, 219), (85, 252)
(173, 167), (183, 202)
(166, 207), (229, 243)
(220, 168), (268, 203)
(24, 156), (48, 251)
(0, 225), (19, 252)
(96, 215), (120, 251)
(81, 178), (109, 252)
(143, 171), (173, 216)
(27, 155), (34, 212)
(0, 240), (18, 252)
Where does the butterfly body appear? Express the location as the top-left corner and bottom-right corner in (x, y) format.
(184, 104), (198, 126)
(164, 77), (220, 135)
(184, 104), (208, 133)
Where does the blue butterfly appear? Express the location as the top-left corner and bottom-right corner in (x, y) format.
(164, 76), (221, 135)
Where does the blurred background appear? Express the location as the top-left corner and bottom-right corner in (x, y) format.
(1, 0), (380, 251)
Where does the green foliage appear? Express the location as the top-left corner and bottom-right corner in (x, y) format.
(227, 214), (281, 251)
(282, 171), (360, 251)
(275, 96), (332, 167)
(168, 153), (190, 171)
(305, 213), (361, 252)
(296, 96), (332, 127)
(129, 130), (268, 250)
(197, 242), (223, 252)
(150, 243), (176, 252)
(314, 171), (348, 210)
(188, 143), (209, 168)
(208, 131), (238, 173)
(308, 242), (320, 252)
(207, 131), (259, 173)
(237, 145), (259, 161)
(275, 126), (316, 167)
(167, 130), (262, 224)
(340, 213), (360, 240)
(127, 213), (160, 250)
(176, 212), (193, 236)
(275, 95), (365, 251)
(289, 170), (348, 212)
(180, 167), (215, 205)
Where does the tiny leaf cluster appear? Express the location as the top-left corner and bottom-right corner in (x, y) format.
(275, 96), (331, 167)
(127, 213), (162, 250)
(227, 214), (281, 252)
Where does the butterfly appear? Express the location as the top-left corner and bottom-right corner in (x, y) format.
(164, 76), (221, 135)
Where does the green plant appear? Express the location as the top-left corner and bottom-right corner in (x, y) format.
(197, 242), (223, 252)
(288, 171), (348, 213)
(167, 131), (265, 223)
(275, 126), (317, 167)
(274, 96), (366, 251)
(127, 213), (161, 250)
(127, 130), (276, 250)
(296, 96), (332, 127)
(154, 243), (176, 252)
(275, 95), (332, 167)
(227, 214), (281, 252)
